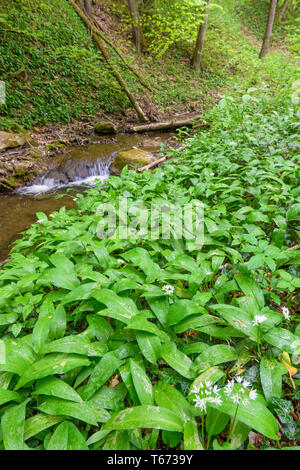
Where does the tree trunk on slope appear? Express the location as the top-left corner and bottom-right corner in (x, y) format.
(68, 0), (148, 122)
(127, 0), (143, 54)
(259, 0), (278, 59)
(84, 0), (93, 19)
(279, 0), (290, 20)
(192, 0), (211, 72)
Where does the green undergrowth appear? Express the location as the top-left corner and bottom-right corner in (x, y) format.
(0, 84), (299, 450)
(0, 0), (298, 131)
(0, 0), (131, 131)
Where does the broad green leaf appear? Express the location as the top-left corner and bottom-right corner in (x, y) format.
(235, 274), (265, 310)
(94, 289), (138, 324)
(35, 376), (83, 403)
(1, 399), (29, 450)
(154, 382), (195, 421)
(0, 389), (22, 407)
(211, 304), (257, 341)
(136, 331), (162, 364)
(161, 342), (195, 379)
(209, 386), (279, 440)
(192, 344), (237, 372)
(37, 397), (110, 425)
(184, 420), (203, 450)
(260, 358), (286, 402)
(24, 414), (64, 440)
(0, 338), (36, 376)
(104, 406), (184, 432)
(130, 359), (154, 406)
(206, 407), (229, 438)
(264, 328), (300, 355)
(81, 351), (123, 401)
(42, 336), (107, 357)
(126, 316), (169, 342)
(15, 354), (90, 389)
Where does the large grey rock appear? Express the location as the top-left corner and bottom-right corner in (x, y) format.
(0, 131), (27, 151)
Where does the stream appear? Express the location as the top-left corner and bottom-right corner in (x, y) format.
(0, 132), (174, 261)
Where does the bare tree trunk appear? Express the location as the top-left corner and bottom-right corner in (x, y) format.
(259, 0), (278, 59)
(279, 0), (290, 20)
(68, 0), (148, 122)
(192, 0), (211, 72)
(127, 0), (143, 54)
(84, 0), (93, 19)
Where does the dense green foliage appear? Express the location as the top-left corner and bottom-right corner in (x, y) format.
(1, 0), (298, 131)
(0, 86), (299, 449)
(0, 0), (129, 130)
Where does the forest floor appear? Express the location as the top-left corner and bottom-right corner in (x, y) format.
(0, 0), (298, 191)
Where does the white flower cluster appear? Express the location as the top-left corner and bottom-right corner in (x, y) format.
(191, 376), (258, 412)
(281, 306), (291, 321)
(224, 376), (257, 405)
(252, 314), (268, 326)
(191, 380), (223, 413)
(162, 285), (174, 295)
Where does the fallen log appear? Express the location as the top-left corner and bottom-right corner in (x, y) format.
(131, 115), (206, 133)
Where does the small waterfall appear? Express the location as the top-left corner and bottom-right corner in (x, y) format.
(20, 154), (113, 196)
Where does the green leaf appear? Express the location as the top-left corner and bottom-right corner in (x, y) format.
(235, 274), (265, 310)
(103, 406), (184, 432)
(94, 289), (139, 324)
(206, 407), (229, 438)
(0, 389), (22, 407)
(1, 400), (29, 450)
(126, 316), (169, 342)
(42, 336), (107, 357)
(192, 344), (237, 372)
(209, 386), (279, 440)
(161, 342), (195, 379)
(35, 376), (83, 403)
(264, 328), (300, 354)
(24, 414), (64, 440)
(37, 397), (110, 425)
(81, 351), (123, 401)
(211, 304), (257, 341)
(136, 331), (162, 364)
(15, 354), (90, 389)
(130, 359), (154, 405)
(184, 420), (203, 450)
(154, 382), (195, 421)
(260, 358), (286, 402)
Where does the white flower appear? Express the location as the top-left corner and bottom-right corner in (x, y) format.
(235, 376), (243, 383)
(281, 306), (291, 321)
(162, 285), (174, 295)
(191, 381), (222, 414)
(249, 389), (258, 401)
(36, 219), (43, 224)
(73, 198), (78, 201)
(242, 380), (251, 389)
(117, 259), (126, 265)
(190, 384), (201, 394)
(231, 393), (241, 404)
(252, 314), (267, 326)
(193, 397), (207, 412)
(213, 396), (223, 406)
(210, 172), (215, 176)
(224, 380), (234, 396)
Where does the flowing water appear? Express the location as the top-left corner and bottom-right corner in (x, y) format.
(0, 132), (174, 261)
